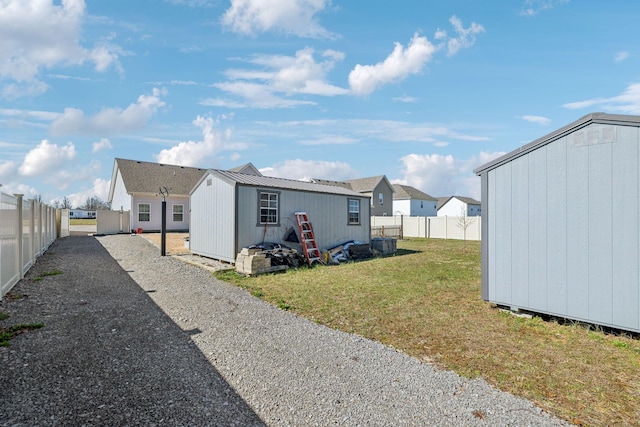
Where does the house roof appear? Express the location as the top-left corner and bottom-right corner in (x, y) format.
(310, 175), (394, 194)
(197, 169), (370, 198)
(474, 112), (640, 175)
(392, 184), (437, 201)
(437, 196), (480, 210)
(110, 158), (208, 199)
(227, 162), (262, 176)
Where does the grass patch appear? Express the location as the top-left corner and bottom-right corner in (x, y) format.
(39, 270), (63, 278)
(214, 238), (640, 426)
(0, 323), (44, 346)
(0, 311), (9, 320)
(70, 218), (96, 225)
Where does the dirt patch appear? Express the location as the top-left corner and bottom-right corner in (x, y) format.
(138, 232), (189, 255)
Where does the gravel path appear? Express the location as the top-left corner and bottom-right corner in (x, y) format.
(1, 234), (570, 426)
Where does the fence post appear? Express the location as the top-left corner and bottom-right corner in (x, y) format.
(14, 194), (24, 279)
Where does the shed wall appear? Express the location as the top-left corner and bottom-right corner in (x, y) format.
(189, 175), (236, 262)
(484, 123), (640, 332)
(236, 186), (370, 253)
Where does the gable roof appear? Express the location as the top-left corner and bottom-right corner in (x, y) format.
(437, 196), (481, 210)
(474, 112), (640, 175)
(197, 169), (369, 198)
(109, 158), (208, 200)
(310, 175), (394, 194)
(392, 184), (437, 201)
(227, 162), (262, 176)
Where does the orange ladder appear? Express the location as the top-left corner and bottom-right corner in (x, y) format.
(294, 212), (323, 266)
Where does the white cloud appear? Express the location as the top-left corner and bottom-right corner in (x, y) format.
(563, 82), (640, 114)
(445, 16), (485, 57)
(519, 0), (569, 16)
(65, 178), (111, 209)
(394, 151), (505, 200)
(0, 160), (18, 185)
(18, 140), (76, 178)
(260, 159), (356, 182)
(222, 0), (335, 39)
(392, 96), (418, 103)
(615, 51), (629, 63)
(92, 138), (113, 152)
(207, 48), (347, 108)
(299, 136), (358, 145)
(0, 0), (121, 97)
(50, 88), (166, 135)
(521, 115), (551, 125)
(154, 115), (241, 166)
(349, 33), (437, 96)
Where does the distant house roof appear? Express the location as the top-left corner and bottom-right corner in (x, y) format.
(437, 196), (481, 210)
(195, 169), (369, 198)
(310, 175), (394, 194)
(110, 158), (208, 199)
(227, 162), (262, 176)
(392, 184), (437, 201)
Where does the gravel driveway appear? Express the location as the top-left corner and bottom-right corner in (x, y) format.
(1, 234), (570, 426)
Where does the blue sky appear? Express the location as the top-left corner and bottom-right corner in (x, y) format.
(2, 0), (640, 207)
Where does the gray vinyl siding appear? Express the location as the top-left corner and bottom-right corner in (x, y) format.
(236, 186), (370, 252)
(189, 175), (236, 263)
(480, 119), (640, 332)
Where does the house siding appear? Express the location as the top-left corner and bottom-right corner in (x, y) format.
(130, 195), (191, 232)
(110, 170), (131, 212)
(370, 182), (394, 216)
(479, 119), (640, 333)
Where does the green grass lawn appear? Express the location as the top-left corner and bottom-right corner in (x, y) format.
(216, 238), (640, 426)
(69, 218), (96, 225)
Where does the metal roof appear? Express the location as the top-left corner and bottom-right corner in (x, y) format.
(201, 169), (370, 198)
(474, 112), (640, 175)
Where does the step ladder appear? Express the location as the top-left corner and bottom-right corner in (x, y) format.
(295, 212), (323, 266)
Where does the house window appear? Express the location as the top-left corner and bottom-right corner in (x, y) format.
(138, 203), (150, 222)
(173, 204), (184, 222)
(420, 201), (424, 209)
(348, 199), (360, 225)
(259, 191), (279, 225)
(379, 193), (384, 205)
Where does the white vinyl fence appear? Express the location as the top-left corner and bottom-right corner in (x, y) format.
(97, 209), (131, 235)
(1, 193), (58, 299)
(371, 215), (481, 241)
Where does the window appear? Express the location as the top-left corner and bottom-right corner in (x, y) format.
(348, 199), (360, 225)
(259, 191), (279, 225)
(173, 204), (184, 222)
(379, 193), (384, 205)
(138, 203), (150, 222)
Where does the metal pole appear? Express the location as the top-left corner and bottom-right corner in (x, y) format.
(161, 199), (166, 256)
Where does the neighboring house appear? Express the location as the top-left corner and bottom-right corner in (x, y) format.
(312, 175), (394, 216)
(474, 112), (640, 333)
(437, 196), (481, 217)
(69, 209), (96, 219)
(190, 170), (371, 263)
(108, 158), (208, 232)
(391, 184), (437, 216)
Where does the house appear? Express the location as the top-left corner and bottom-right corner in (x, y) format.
(69, 209), (96, 219)
(108, 158), (208, 232)
(436, 196), (481, 217)
(311, 175), (394, 216)
(190, 170), (371, 263)
(391, 184), (437, 216)
(474, 112), (640, 333)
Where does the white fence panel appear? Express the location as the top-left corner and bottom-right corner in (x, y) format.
(97, 209), (130, 235)
(371, 215), (481, 240)
(0, 193), (58, 299)
(58, 208), (70, 238)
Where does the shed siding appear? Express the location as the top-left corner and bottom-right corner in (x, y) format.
(483, 120), (640, 332)
(546, 137), (567, 315)
(189, 175), (236, 262)
(236, 186), (370, 252)
(612, 126), (639, 330)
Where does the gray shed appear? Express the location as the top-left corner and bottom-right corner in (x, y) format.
(474, 112), (640, 333)
(190, 169), (371, 263)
